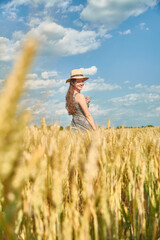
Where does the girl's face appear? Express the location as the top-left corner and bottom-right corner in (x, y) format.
(74, 79), (84, 91)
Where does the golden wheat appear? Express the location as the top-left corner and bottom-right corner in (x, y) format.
(0, 40), (160, 240)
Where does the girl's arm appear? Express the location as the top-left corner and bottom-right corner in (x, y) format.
(75, 93), (96, 130)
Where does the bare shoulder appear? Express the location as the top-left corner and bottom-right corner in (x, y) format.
(76, 93), (85, 99)
(75, 93), (85, 103)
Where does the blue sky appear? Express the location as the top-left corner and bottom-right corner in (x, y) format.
(0, 0), (160, 127)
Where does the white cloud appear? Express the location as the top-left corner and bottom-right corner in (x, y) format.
(26, 21), (101, 56)
(0, 36), (23, 61)
(25, 79), (57, 90)
(81, 0), (158, 29)
(135, 83), (147, 89)
(104, 33), (112, 39)
(124, 80), (130, 84)
(97, 26), (110, 38)
(12, 31), (24, 40)
(150, 85), (160, 93)
(140, 22), (146, 29)
(89, 103), (110, 115)
(0, 31), (26, 61)
(147, 93), (160, 102)
(55, 109), (68, 115)
(39, 89), (57, 98)
(59, 85), (68, 94)
(1, 0), (71, 9)
(83, 78), (121, 92)
(110, 91), (160, 106)
(41, 71), (58, 79)
(0, 37), (15, 61)
(25, 72), (63, 90)
(130, 83), (160, 93)
(3, 10), (17, 20)
(139, 22), (149, 31)
(156, 107), (160, 111)
(0, 20), (101, 61)
(1, 4), (18, 21)
(73, 20), (83, 27)
(27, 73), (38, 79)
(20, 97), (68, 123)
(110, 94), (138, 106)
(48, 100), (67, 116)
(68, 4), (84, 12)
(19, 98), (45, 113)
(27, 17), (42, 28)
(119, 29), (131, 35)
(80, 66), (97, 76)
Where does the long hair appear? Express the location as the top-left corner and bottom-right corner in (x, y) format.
(65, 79), (76, 115)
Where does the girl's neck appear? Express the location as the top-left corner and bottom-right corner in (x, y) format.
(74, 89), (80, 94)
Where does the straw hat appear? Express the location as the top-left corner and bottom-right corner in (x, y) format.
(66, 69), (89, 83)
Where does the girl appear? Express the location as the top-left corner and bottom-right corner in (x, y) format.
(65, 69), (96, 131)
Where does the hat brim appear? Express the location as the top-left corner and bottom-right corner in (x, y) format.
(66, 77), (89, 83)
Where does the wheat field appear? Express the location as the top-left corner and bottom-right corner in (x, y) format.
(0, 40), (159, 240)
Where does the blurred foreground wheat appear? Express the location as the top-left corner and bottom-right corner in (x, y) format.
(0, 39), (37, 239)
(0, 41), (160, 240)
